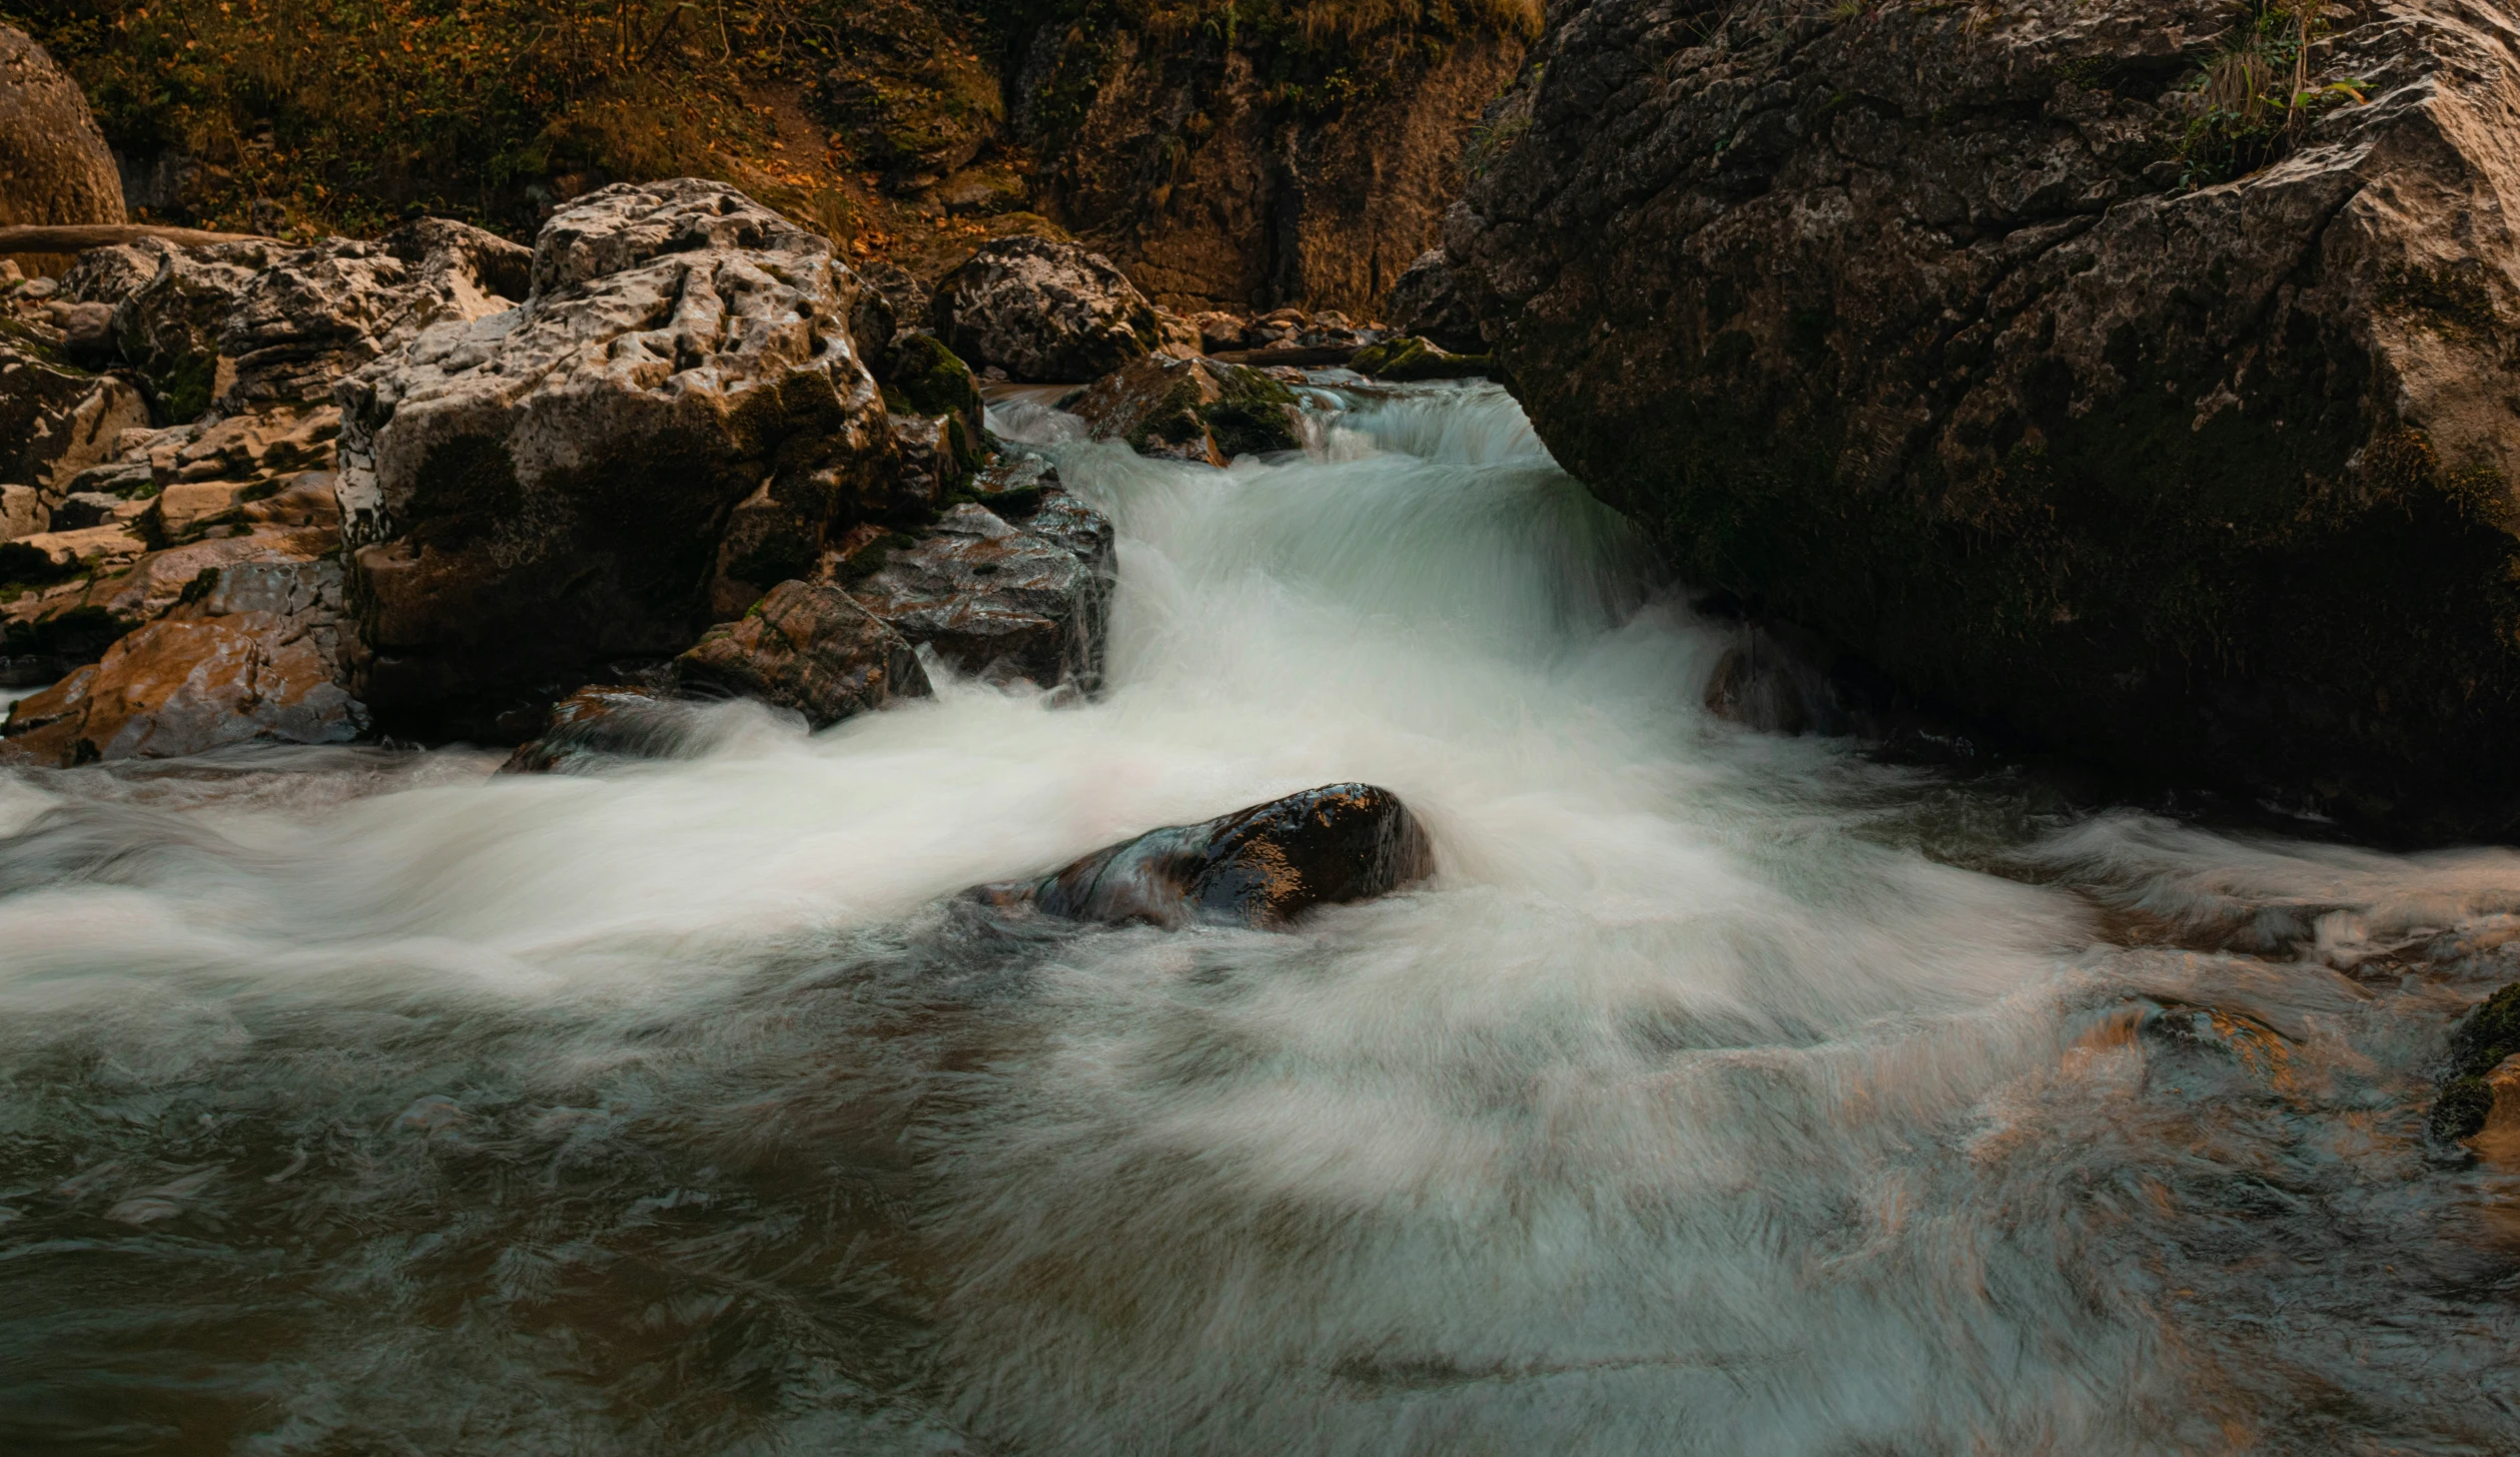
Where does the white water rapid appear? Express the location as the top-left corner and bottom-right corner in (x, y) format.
(1, 381), (2516, 1454)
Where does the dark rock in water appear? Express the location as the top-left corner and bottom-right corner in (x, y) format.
(2431, 983), (2520, 1143)
(1702, 623), (1850, 738)
(499, 685), (699, 774)
(970, 783), (1436, 931)
(1069, 355), (1301, 464)
(931, 235), (1159, 383)
(845, 493), (1113, 692)
(1445, 0), (2520, 839)
(673, 579), (931, 730)
(1385, 248), (1482, 356)
(1348, 336), (1493, 382)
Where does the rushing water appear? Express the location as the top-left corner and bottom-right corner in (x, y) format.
(3, 382), (2518, 1455)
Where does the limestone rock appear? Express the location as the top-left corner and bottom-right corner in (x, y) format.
(1069, 354), (1301, 464)
(932, 235), (1159, 382)
(0, 340), (147, 517)
(0, 556), (365, 766)
(1449, 0), (2520, 838)
(967, 783), (1436, 931)
(216, 221), (530, 413)
(0, 25), (125, 228)
(845, 492), (1112, 690)
(674, 578), (931, 729)
(114, 242), (272, 423)
(335, 179), (897, 738)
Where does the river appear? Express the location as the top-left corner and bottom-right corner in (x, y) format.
(0, 381), (2515, 1454)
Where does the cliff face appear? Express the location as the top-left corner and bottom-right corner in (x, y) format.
(1016, 8), (1526, 312)
(1450, 0), (2520, 837)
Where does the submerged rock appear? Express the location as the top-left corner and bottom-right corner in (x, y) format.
(674, 579), (931, 729)
(931, 235), (1159, 382)
(1068, 354), (1301, 464)
(499, 684), (698, 774)
(1448, 0), (2520, 838)
(2432, 983), (2520, 1143)
(969, 783), (1436, 931)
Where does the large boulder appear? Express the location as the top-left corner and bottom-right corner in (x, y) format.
(1068, 355), (1302, 464)
(0, 25), (124, 229)
(674, 578), (931, 729)
(1449, 0), (2520, 838)
(335, 179), (899, 738)
(932, 235), (1160, 382)
(967, 783), (1437, 931)
(844, 490), (1113, 690)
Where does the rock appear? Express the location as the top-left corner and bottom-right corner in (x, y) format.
(1447, 0), (2520, 838)
(673, 578), (931, 729)
(48, 490), (141, 532)
(855, 261), (932, 348)
(1014, 12), (1530, 315)
(499, 684), (703, 774)
(967, 783), (1436, 931)
(1068, 354), (1302, 464)
(845, 493), (1112, 690)
(335, 179), (898, 738)
(0, 341), (149, 512)
(878, 331), (991, 494)
(1385, 247), (1482, 354)
(1185, 311), (1250, 356)
(114, 241), (272, 423)
(0, 25), (125, 229)
(1347, 335), (1494, 382)
(2433, 982), (2520, 1142)
(932, 235), (1160, 382)
(8, 522), (144, 571)
(49, 300), (116, 367)
(60, 244), (165, 309)
(0, 483), (40, 539)
(216, 220), (530, 413)
(0, 557), (365, 766)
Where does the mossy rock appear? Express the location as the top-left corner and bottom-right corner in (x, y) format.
(2430, 983), (2520, 1141)
(1351, 335), (1496, 381)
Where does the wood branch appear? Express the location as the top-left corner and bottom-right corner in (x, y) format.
(0, 224), (285, 255)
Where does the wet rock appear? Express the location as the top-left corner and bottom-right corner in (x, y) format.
(0, 25), (125, 229)
(878, 332), (991, 500)
(968, 783), (1436, 931)
(845, 493), (1112, 690)
(0, 557), (366, 766)
(1385, 247), (1482, 355)
(1069, 354), (1301, 464)
(673, 578), (931, 730)
(1348, 335), (1493, 382)
(1447, 0), (2520, 839)
(1702, 623), (1851, 737)
(932, 235), (1160, 382)
(2431, 982), (2520, 1142)
(335, 179), (897, 739)
(499, 684), (700, 774)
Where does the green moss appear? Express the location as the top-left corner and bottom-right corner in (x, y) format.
(884, 334), (985, 419)
(2431, 983), (2520, 1140)
(1353, 335), (1495, 380)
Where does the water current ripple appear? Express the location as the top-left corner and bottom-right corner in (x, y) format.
(0, 382), (2515, 1454)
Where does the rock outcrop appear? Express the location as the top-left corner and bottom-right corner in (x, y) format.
(336, 179), (898, 737)
(931, 235), (1159, 382)
(0, 557), (365, 767)
(1384, 248), (1484, 354)
(1068, 354), (1302, 463)
(1014, 8), (1532, 315)
(1449, 0), (2520, 837)
(968, 782), (1436, 931)
(674, 578), (931, 729)
(0, 25), (124, 229)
